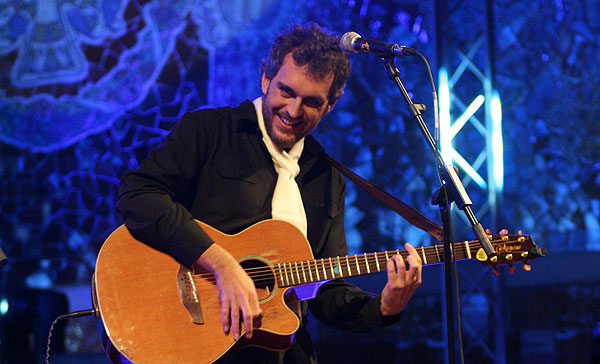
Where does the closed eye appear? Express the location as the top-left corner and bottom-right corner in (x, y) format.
(279, 84), (295, 98)
(277, 82), (326, 109)
(303, 97), (324, 108)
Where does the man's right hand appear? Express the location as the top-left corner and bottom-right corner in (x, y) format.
(193, 244), (263, 340)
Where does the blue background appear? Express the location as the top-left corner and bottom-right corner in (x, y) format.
(0, 0), (599, 363)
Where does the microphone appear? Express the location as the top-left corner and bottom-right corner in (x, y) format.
(340, 31), (416, 56)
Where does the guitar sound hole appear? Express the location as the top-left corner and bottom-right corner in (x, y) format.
(240, 259), (275, 301)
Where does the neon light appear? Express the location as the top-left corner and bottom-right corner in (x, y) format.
(439, 69), (489, 189)
(491, 91), (504, 191)
(0, 298), (8, 315)
(438, 68), (452, 165)
(451, 149), (487, 189)
(449, 95), (485, 139)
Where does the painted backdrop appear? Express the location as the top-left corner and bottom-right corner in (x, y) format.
(0, 0), (599, 363)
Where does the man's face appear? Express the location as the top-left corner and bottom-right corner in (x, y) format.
(261, 53), (337, 150)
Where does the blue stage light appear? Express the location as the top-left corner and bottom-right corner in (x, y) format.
(0, 298), (8, 315)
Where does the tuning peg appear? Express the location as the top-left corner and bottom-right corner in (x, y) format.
(493, 267), (500, 276)
(523, 263), (531, 272)
(508, 264), (515, 274)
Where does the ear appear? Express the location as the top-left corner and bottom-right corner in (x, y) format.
(323, 98), (338, 115)
(261, 73), (270, 94)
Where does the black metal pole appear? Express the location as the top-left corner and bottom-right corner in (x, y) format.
(435, 186), (456, 364)
(380, 56), (496, 364)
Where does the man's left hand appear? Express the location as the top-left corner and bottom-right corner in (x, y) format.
(380, 243), (422, 316)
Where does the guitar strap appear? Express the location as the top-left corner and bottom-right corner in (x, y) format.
(326, 155), (444, 241)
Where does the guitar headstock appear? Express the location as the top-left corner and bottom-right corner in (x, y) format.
(475, 232), (546, 275)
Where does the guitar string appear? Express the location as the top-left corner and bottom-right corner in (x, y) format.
(188, 238), (527, 288)
(188, 239), (524, 287)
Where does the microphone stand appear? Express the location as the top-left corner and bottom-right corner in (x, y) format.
(379, 55), (496, 364)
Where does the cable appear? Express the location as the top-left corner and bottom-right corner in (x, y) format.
(45, 308), (96, 364)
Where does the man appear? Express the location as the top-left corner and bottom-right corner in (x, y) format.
(117, 23), (422, 363)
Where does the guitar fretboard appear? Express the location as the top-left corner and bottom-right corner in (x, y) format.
(275, 241), (479, 287)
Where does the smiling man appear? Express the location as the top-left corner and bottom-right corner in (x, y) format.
(117, 23), (422, 363)
(260, 53), (336, 150)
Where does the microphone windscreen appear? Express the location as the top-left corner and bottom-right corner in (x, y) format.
(340, 32), (361, 53)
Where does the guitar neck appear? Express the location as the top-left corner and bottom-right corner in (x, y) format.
(276, 240), (479, 288)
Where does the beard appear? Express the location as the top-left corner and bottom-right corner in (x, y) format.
(262, 98), (298, 150)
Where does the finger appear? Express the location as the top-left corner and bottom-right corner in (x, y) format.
(221, 298), (231, 334)
(386, 257), (401, 284)
(241, 299), (253, 339)
(404, 243), (422, 269)
(250, 294), (263, 326)
(404, 243), (422, 264)
(404, 243), (422, 285)
(394, 251), (407, 269)
(392, 253), (407, 274)
(231, 301), (240, 340)
(389, 254), (409, 289)
(243, 286), (263, 339)
(499, 228), (509, 235)
(404, 255), (422, 285)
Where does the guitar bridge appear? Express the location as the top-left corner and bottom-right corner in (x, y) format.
(177, 266), (204, 324)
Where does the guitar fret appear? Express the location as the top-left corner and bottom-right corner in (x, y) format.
(284, 263), (290, 286)
(295, 262), (301, 284)
(421, 246), (427, 265)
(465, 241), (472, 259)
(278, 264), (285, 286)
(346, 255), (351, 276)
(355, 255), (360, 274)
(322, 259), (328, 279)
(385, 250), (389, 261)
(364, 253), (370, 274)
(457, 242), (464, 260)
(434, 245), (441, 263)
(300, 261), (307, 283)
(289, 263), (296, 285)
(337, 256), (343, 277)
(308, 260), (314, 282)
(315, 260), (320, 281)
(329, 257), (335, 278)
(375, 253), (380, 271)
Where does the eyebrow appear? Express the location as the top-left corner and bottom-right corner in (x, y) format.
(277, 81), (327, 106)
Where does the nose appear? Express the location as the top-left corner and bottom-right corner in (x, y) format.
(286, 97), (303, 119)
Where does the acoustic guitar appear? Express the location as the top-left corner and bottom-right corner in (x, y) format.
(93, 219), (544, 363)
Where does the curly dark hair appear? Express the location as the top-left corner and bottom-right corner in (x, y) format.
(260, 23), (350, 103)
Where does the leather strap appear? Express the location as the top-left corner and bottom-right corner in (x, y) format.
(327, 155), (444, 241)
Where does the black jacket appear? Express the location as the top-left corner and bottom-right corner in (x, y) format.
(117, 100), (400, 363)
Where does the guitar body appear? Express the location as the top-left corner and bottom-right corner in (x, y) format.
(94, 220), (311, 363)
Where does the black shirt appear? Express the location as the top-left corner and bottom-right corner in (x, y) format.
(117, 100), (400, 363)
